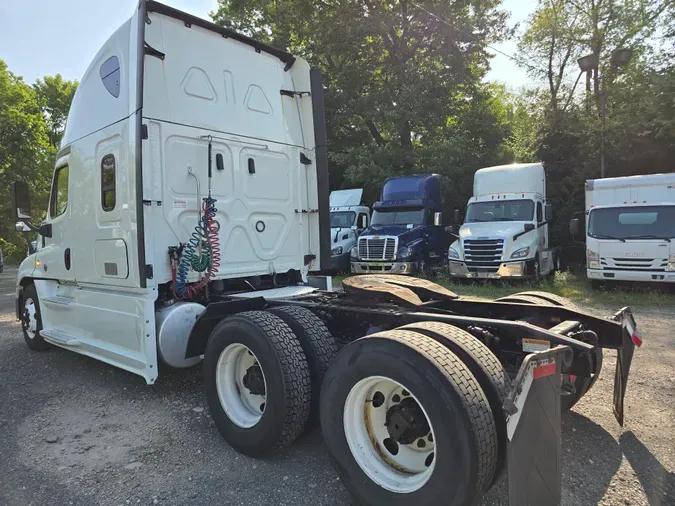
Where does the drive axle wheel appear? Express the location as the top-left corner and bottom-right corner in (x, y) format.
(344, 376), (437, 493)
(321, 330), (497, 506)
(204, 311), (311, 455)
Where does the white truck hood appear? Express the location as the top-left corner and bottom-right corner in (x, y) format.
(451, 221), (538, 261)
(458, 221), (531, 240)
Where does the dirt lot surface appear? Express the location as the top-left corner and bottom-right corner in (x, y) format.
(1, 266), (674, 506)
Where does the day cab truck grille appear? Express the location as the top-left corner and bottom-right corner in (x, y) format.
(463, 238), (504, 273)
(600, 257), (668, 271)
(358, 237), (397, 260)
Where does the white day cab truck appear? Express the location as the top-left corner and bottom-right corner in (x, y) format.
(328, 189), (369, 271)
(448, 163), (562, 280)
(570, 173), (675, 287)
(10, 3), (642, 505)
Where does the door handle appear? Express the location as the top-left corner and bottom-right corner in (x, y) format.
(64, 248), (71, 271)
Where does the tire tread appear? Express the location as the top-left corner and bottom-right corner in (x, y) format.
(371, 330), (498, 496)
(211, 310), (311, 449)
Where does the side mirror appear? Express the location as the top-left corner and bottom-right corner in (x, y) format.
(444, 225), (454, 234)
(16, 221), (31, 232)
(361, 215), (368, 229)
(524, 223), (535, 233)
(545, 203), (553, 222)
(433, 212), (442, 226)
(350, 225), (358, 231)
(10, 181), (32, 219)
(569, 218), (581, 237)
(453, 209), (461, 224)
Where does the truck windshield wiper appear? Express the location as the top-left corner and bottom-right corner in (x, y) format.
(591, 234), (626, 242)
(625, 234), (672, 243)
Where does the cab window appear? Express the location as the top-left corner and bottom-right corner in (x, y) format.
(536, 202), (543, 223)
(357, 212), (369, 229)
(50, 165), (69, 218)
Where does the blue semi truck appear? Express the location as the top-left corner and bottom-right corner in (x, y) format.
(350, 174), (448, 274)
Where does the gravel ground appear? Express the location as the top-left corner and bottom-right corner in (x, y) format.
(1, 266), (673, 506)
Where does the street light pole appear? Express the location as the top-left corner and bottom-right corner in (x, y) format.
(577, 48), (632, 179)
(600, 76), (606, 178)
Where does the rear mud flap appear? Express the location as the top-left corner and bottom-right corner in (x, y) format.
(613, 308), (639, 426)
(503, 345), (573, 506)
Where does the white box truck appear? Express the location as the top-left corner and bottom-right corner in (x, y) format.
(570, 173), (675, 285)
(329, 189), (369, 271)
(448, 163), (561, 280)
(9, 3), (642, 505)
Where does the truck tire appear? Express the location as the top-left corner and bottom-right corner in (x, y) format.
(204, 311), (311, 456)
(267, 306), (338, 427)
(321, 330), (497, 506)
(400, 321), (509, 487)
(498, 291), (602, 412)
(495, 294), (556, 305)
(21, 284), (50, 351)
(512, 291), (582, 312)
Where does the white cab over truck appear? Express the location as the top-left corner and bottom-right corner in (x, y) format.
(570, 173), (675, 285)
(10, 4), (641, 506)
(448, 163), (561, 280)
(329, 189), (369, 271)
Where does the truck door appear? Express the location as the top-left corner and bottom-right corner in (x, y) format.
(36, 158), (74, 284)
(536, 201), (547, 248)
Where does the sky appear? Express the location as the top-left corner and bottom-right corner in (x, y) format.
(0, 0), (535, 88)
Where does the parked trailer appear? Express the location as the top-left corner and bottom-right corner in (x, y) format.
(11, 2), (641, 505)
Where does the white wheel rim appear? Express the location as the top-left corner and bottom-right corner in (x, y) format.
(343, 376), (436, 493)
(24, 298), (37, 339)
(215, 343), (267, 428)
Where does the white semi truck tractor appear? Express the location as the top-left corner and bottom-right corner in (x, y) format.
(329, 189), (369, 271)
(10, 3), (641, 505)
(570, 173), (675, 286)
(448, 163), (562, 280)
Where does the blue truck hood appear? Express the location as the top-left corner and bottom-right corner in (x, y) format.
(361, 225), (425, 245)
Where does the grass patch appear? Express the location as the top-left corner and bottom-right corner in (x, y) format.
(332, 270), (674, 309)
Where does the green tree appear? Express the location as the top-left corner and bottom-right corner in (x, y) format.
(516, 0), (674, 250)
(212, 0), (512, 207)
(33, 74), (78, 147)
(0, 60), (76, 262)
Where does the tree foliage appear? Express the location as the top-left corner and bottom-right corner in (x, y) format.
(0, 59), (77, 261)
(212, 0), (513, 208)
(516, 0), (674, 248)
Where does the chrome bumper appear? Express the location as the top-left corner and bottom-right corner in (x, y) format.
(448, 260), (527, 279)
(351, 261), (419, 275)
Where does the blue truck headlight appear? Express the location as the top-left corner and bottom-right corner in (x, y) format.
(448, 247), (460, 260)
(510, 247), (530, 259)
(331, 246), (343, 256)
(398, 247), (413, 259)
(350, 246), (358, 259)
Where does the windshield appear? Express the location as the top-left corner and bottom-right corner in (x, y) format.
(466, 200), (534, 223)
(588, 205), (675, 240)
(330, 211), (356, 228)
(371, 209), (425, 226)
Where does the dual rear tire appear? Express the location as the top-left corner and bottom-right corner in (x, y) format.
(321, 325), (507, 506)
(204, 307), (336, 455)
(205, 309), (507, 506)
(495, 291), (603, 412)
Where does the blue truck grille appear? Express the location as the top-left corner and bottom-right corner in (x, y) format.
(463, 238), (504, 273)
(358, 237), (397, 260)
